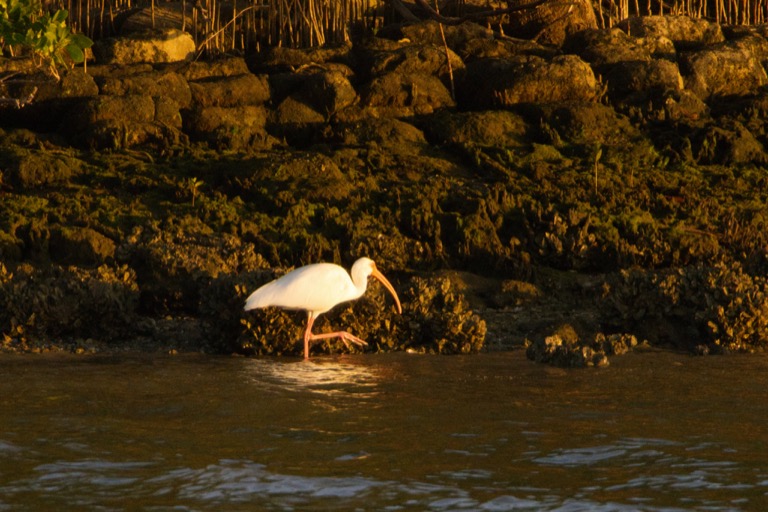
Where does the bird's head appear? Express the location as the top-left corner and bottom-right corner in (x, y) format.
(352, 258), (402, 314)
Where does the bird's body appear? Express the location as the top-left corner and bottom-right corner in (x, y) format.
(244, 258), (402, 359)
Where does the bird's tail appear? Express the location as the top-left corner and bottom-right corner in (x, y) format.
(243, 282), (275, 311)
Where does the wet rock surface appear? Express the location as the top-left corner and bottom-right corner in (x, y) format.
(3, 16), (768, 363)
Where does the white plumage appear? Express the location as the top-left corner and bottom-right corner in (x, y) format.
(244, 257), (402, 359)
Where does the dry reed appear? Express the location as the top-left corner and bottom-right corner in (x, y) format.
(42, 0), (768, 53)
(594, 0), (768, 26)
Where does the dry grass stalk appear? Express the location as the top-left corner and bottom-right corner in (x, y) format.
(36, 0), (768, 53)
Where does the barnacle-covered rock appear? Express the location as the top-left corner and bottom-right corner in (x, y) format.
(398, 275), (487, 354)
(0, 263), (140, 349)
(603, 262), (768, 353)
(525, 324), (639, 367)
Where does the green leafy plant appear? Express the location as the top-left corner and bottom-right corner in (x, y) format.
(0, 0), (92, 79)
(186, 177), (204, 206)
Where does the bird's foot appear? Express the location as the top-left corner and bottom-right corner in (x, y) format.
(308, 331), (368, 351)
(337, 331), (368, 349)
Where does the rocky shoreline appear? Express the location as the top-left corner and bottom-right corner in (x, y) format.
(2, 15), (768, 364)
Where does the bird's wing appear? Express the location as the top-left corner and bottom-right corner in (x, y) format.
(244, 263), (357, 314)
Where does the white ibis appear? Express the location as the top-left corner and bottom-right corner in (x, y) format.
(244, 257), (402, 359)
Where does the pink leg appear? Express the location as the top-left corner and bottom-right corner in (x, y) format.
(303, 314), (316, 360)
(302, 313), (367, 359)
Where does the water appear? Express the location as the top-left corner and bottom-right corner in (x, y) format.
(0, 349), (766, 511)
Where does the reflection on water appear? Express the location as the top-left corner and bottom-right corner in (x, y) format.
(245, 357), (384, 399)
(0, 351), (767, 511)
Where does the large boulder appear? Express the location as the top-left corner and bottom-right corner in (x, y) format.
(70, 95), (185, 149)
(0, 68), (98, 131)
(188, 74), (271, 107)
(358, 72), (456, 117)
(93, 28), (196, 64)
(93, 67), (193, 108)
(266, 66), (358, 146)
(423, 110), (530, 150)
(604, 59), (684, 103)
(457, 55), (598, 109)
(505, 0), (598, 47)
(565, 27), (675, 69)
(617, 15), (724, 49)
(363, 43), (465, 89)
(184, 105), (274, 151)
(680, 39), (768, 101)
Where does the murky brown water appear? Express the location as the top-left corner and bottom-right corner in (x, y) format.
(0, 349), (766, 511)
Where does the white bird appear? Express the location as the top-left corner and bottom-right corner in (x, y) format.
(244, 257), (402, 359)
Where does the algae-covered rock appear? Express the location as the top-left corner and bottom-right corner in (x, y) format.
(359, 73), (455, 116)
(424, 110), (530, 150)
(188, 74), (271, 108)
(458, 55), (598, 109)
(50, 226), (116, 266)
(184, 105), (273, 150)
(0, 147), (85, 189)
(69, 95), (186, 149)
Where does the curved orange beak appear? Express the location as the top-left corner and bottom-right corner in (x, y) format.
(371, 266), (402, 314)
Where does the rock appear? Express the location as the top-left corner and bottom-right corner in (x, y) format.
(0, 264), (140, 343)
(565, 27), (674, 68)
(398, 275), (487, 354)
(268, 97), (326, 147)
(505, 0), (598, 47)
(378, 20), (493, 50)
(70, 95), (186, 149)
(379, 20), (556, 63)
(522, 101), (650, 149)
(525, 324), (624, 367)
(327, 117), (428, 151)
(359, 73), (455, 116)
(690, 119), (766, 165)
(365, 43), (465, 89)
(179, 56), (251, 81)
(457, 55), (597, 109)
(248, 44), (353, 74)
(618, 15), (724, 49)
(269, 67), (357, 115)
(628, 88), (709, 124)
(265, 66), (357, 146)
(93, 28), (196, 65)
(50, 227), (116, 266)
(0, 69), (99, 131)
(603, 263), (768, 353)
(680, 39), (768, 101)
(119, 4), (194, 35)
(188, 74), (271, 107)
(74, 94), (160, 123)
(604, 59), (684, 103)
(423, 110), (530, 150)
(0, 148), (84, 189)
(95, 68), (193, 108)
(184, 105), (273, 150)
